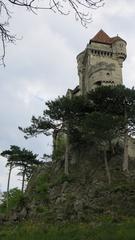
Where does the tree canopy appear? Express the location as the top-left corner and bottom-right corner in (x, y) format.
(1, 145), (42, 194)
(19, 95), (92, 139)
(19, 85), (135, 175)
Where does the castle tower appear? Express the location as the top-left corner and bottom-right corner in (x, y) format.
(77, 30), (127, 95)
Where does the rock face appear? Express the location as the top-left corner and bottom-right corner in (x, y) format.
(24, 144), (135, 223)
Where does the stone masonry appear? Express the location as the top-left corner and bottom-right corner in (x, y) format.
(67, 29), (127, 96)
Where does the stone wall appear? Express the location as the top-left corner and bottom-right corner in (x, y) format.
(76, 37), (126, 94)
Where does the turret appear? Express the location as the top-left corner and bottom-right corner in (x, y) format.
(112, 36), (127, 66)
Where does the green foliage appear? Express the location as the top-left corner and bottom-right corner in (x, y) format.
(35, 205), (49, 214)
(0, 188), (25, 213)
(1, 145), (21, 168)
(19, 85), (135, 177)
(2, 220), (135, 239)
(88, 85), (135, 134)
(35, 206), (54, 221)
(1, 145), (42, 193)
(19, 85), (135, 149)
(19, 95), (93, 139)
(81, 111), (122, 143)
(1, 145), (40, 174)
(52, 173), (73, 186)
(34, 174), (49, 201)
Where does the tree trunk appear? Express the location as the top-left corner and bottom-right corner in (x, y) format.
(123, 127), (129, 172)
(22, 170), (25, 193)
(64, 133), (69, 176)
(123, 100), (129, 173)
(103, 147), (111, 185)
(52, 130), (57, 161)
(7, 164), (12, 211)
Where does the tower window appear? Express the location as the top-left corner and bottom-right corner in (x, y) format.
(106, 72), (110, 76)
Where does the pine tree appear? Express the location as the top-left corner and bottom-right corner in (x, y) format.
(19, 96), (92, 175)
(1, 145), (21, 210)
(88, 85), (135, 172)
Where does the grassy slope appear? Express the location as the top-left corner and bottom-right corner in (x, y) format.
(1, 220), (135, 240)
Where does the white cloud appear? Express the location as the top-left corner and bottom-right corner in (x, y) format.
(105, 0), (135, 18)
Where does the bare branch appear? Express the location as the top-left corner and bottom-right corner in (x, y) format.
(0, 0), (104, 65)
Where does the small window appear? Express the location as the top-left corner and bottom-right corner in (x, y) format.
(106, 72), (110, 76)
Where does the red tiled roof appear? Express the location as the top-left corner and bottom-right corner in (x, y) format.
(90, 30), (112, 44)
(90, 30), (126, 45)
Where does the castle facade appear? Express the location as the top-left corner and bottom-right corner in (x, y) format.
(68, 30), (127, 96)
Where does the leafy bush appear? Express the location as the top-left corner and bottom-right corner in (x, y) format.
(34, 174), (49, 202)
(0, 188), (25, 213)
(51, 173), (74, 187)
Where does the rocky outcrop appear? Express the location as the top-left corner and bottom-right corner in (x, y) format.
(21, 144), (135, 223)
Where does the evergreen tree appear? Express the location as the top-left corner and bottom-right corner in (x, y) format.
(19, 96), (92, 175)
(88, 85), (135, 172)
(15, 148), (40, 192)
(19, 85), (135, 177)
(1, 145), (21, 209)
(80, 112), (122, 184)
(1, 146), (41, 197)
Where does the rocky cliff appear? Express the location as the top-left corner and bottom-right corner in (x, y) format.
(18, 143), (135, 223)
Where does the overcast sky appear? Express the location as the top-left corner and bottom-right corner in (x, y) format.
(0, 0), (135, 191)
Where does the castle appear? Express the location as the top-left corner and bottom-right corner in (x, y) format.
(67, 30), (135, 159)
(67, 29), (127, 96)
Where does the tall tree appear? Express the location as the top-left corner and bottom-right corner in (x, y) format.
(88, 85), (135, 172)
(19, 95), (92, 175)
(15, 148), (40, 192)
(1, 146), (41, 196)
(20, 86), (135, 176)
(1, 145), (21, 210)
(80, 112), (122, 184)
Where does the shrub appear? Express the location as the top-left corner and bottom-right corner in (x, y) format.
(0, 188), (26, 213)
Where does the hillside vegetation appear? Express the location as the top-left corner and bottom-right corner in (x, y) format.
(2, 220), (135, 240)
(1, 86), (135, 239)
